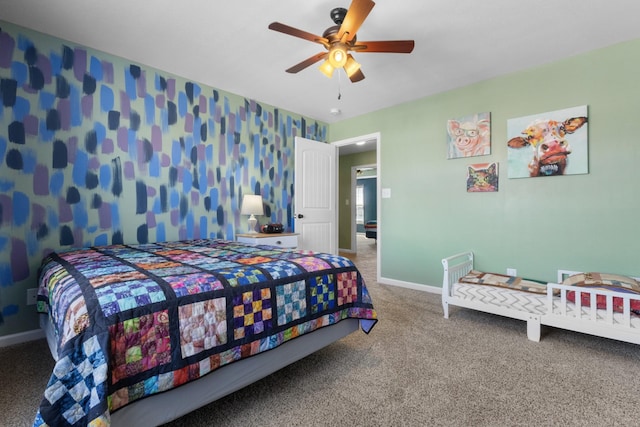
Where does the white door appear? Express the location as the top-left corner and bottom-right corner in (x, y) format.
(294, 136), (337, 254)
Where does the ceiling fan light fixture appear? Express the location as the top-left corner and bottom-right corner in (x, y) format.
(319, 60), (335, 78)
(328, 44), (348, 68)
(343, 54), (361, 78)
(268, 0), (415, 83)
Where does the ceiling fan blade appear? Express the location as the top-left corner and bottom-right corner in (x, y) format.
(351, 40), (415, 53)
(348, 68), (365, 83)
(268, 22), (329, 47)
(285, 52), (328, 73)
(337, 0), (375, 42)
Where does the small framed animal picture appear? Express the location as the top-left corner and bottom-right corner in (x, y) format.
(507, 105), (588, 178)
(447, 112), (491, 159)
(467, 162), (498, 192)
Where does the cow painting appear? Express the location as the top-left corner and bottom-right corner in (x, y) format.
(507, 106), (588, 178)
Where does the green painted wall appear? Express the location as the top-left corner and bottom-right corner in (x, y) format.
(338, 150), (376, 249)
(330, 38), (640, 287)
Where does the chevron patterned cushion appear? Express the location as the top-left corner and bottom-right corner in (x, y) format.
(459, 270), (549, 294)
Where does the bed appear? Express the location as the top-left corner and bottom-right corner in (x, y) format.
(34, 239), (377, 426)
(441, 251), (640, 344)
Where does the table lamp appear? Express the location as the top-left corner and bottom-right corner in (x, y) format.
(240, 195), (264, 233)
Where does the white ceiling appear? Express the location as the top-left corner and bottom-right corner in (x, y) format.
(2, 1), (640, 125)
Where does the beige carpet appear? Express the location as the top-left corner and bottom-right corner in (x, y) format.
(2, 234), (640, 426)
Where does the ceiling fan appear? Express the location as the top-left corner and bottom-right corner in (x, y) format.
(268, 0), (415, 83)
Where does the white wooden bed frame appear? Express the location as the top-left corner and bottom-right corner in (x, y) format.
(442, 252), (640, 345)
(41, 314), (360, 426)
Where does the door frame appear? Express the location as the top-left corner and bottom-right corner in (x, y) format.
(333, 132), (381, 282)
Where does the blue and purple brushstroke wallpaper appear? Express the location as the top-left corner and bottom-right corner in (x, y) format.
(0, 21), (327, 335)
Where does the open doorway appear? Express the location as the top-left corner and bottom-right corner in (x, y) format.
(334, 132), (380, 281)
(352, 164), (376, 247)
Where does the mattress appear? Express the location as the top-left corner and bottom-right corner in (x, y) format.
(451, 282), (548, 315)
(452, 282), (640, 328)
(34, 239), (377, 426)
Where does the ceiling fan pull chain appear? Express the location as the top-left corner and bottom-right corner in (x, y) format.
(338, 70), (342, 100)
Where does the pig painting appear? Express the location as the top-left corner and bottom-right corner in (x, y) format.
(507, 106), (588, 178)
(447, 112), (491, 159)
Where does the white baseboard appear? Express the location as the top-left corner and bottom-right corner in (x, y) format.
(378, 276), (442, 294)
(0, 328), (44, 348)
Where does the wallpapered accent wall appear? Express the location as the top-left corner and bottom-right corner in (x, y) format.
(0, 22), (327, 335)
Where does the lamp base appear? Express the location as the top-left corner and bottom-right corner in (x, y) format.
(247, 215), (258, 233)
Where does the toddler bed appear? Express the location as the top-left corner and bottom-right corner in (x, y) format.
(441, 251), (640, 344)
(35, 239), (377, 426)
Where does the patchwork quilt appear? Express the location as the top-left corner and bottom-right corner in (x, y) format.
(34, 239), (377, 426)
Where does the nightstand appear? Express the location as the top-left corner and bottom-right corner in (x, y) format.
(236, 232), (299, 249)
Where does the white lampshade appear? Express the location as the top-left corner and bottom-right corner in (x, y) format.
(241, 195), (264, 233)
(241, 195), (264, 216)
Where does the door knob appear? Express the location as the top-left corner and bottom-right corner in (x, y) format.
(295, 214), (304, 219)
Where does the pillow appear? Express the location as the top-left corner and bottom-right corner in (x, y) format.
(563, 273), (640, 314)
(459, 270), (549, 294)
(562, 272), (640, 290)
